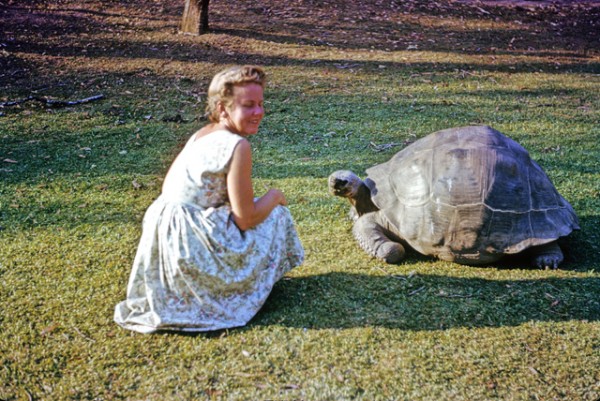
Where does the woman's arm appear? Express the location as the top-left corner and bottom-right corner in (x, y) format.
(227, 139), (287, 231)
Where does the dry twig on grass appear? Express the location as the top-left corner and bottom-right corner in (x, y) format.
(0, 94), (104, 108)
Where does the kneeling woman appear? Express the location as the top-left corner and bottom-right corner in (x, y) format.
(114, 65), (304, 333)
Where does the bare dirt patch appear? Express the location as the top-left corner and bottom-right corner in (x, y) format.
(1, 0), (598, 97)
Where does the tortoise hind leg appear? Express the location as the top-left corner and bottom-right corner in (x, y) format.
(529, 241), (564, 269)
(353, 212), (406, 264)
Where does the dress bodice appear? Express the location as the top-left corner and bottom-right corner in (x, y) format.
(161, 130), (243, 208)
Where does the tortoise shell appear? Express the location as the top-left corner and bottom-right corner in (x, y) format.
(364, 125), (579, 264)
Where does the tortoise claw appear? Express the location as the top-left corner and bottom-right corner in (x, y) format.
(530, 242), (563, 269)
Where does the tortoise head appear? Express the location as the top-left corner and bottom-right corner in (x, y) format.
(328, 170), (365, 199)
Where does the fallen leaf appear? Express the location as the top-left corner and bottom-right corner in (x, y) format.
(282, 384), (299, 390)
(41, 323), (58, 336)
(3, 158), (17, 163)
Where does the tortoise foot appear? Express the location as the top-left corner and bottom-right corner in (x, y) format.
(530, 242), (564, 269)
(353, 212), (407, 264)
(376, 242), (406, 264)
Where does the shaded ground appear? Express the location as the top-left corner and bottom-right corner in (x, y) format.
(1, 0), (599, 98)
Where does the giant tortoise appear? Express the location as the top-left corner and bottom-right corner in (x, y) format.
(328, 125), (579, 268)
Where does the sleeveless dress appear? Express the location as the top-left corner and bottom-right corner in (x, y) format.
(114, 130), (304, 333)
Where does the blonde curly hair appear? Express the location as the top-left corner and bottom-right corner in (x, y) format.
(205, 65), (266, 123)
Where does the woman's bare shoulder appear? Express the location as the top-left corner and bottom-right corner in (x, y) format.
(192, 124), (219, 141)
(193, 124), (245, 143)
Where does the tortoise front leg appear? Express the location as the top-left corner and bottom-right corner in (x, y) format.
(353, 212), (406, 264)
(529, 241), (564, 269)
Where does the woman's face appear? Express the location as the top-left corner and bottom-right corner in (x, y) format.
(222, 83), (264, 136)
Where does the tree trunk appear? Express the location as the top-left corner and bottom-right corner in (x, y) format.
(181, 0), (210, 35)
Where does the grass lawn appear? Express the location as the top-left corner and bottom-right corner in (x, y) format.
(1, 0), (599, 400)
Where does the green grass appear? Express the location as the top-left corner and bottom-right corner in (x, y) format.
(1, 1), (599, 400)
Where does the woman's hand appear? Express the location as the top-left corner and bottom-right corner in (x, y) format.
(265, 188), (288, 206)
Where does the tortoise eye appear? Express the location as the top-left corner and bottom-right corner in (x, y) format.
(334, 180), (348, 190)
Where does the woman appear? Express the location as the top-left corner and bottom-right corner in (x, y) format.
(114, 66), (304, 333)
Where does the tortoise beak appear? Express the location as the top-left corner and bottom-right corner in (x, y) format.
(330, 178), (349, 196)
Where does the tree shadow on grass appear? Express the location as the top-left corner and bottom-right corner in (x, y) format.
(254, 272), (599, 331)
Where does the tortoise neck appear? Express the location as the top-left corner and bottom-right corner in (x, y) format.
(351, 183), (379, 216)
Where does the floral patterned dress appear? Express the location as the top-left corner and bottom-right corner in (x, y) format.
(114, 130), (304, 333)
